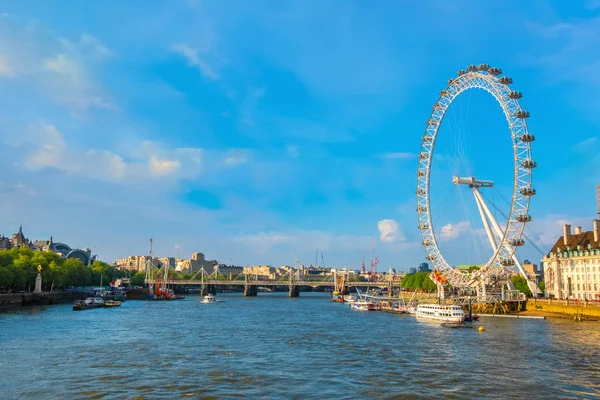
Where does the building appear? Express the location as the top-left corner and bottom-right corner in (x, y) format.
(542, 221), (600, 300)
(157, 257), (175, 270)
(115, 256), (156, 272)
(116, 252), (217, 274)
(0, 235), (11, 250)
(1, 225), (94, 265)
(243, 265), (297, 280)
(243, 265), (273, 279)
(10, 225), (34, 249)
(522, 259), (543, 284)
(417, 262), (431, 273)
(184, 252), (218, 274)
(215, 264), (244, 278)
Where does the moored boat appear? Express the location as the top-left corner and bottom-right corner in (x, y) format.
(103, 300), (122, 307)
(415, 304), (465, 323)
(350, 301), (380, 311)
(73, 297), (105, 311)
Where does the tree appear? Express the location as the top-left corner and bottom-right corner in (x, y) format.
(538, 281), (545, 293)
(131, 271), (146, 287)
(511, 275), (532, 297)
(401, 272), (436, 292)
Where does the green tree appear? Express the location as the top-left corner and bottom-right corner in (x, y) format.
(401, 272), (436, 292)
(538, 281), (545, 293)
(131, 271), (146, 286)
(511, 275), (532, 297)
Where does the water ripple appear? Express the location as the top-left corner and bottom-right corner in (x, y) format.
(0, 293), (599, 399)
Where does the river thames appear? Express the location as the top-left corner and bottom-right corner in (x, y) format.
(0, 293), (599, 399)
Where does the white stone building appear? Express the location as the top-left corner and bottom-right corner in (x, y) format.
(542, 220), (600, 300)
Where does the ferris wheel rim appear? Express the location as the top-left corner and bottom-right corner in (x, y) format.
(416, 65), (534, 288)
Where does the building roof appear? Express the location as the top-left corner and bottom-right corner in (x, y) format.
(548, 231), (599, 255)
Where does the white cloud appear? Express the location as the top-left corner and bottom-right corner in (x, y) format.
(43, 54), (79, 76)
(381, 152), (415, 160)
(172, 43), (218, 80)
(378, 219), (405, 243)
(149, 156), (181, 176)
(223, 149), (249, 166)
(79, 34), (112, 58)
(0, 17), (116, 112)
(0, 55), (13, 77)
(25, 123), (201, 183)
(439, 221), (470, 240)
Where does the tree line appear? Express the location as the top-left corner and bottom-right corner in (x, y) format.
(401, 272), (437, 292)
(401, 271), (546, 296)
(0, 247), (127, 292)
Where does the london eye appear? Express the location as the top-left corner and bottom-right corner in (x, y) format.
(416, 64), (539, 301)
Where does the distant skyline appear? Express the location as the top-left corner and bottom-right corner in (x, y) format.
(1, 1), (599, 270)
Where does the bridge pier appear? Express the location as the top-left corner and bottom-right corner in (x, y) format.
(244, 286), (257, 297)
(288, 286), (299, 297)
(201, 285), (216, 296)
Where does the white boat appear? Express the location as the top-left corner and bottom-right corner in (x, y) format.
(202, 294), (216, 303)
(350, 301), (379, 311)
(415, 304), (465, 323)
(344, 295), (358, 304)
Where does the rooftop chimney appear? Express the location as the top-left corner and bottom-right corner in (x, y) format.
(594, 219), (600, 243)
(563, 224), (571, 246)
(575, 226), (582, 235)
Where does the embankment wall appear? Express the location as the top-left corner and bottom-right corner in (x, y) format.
(526, 299), (600, 318)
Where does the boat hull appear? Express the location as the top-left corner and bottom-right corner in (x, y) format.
(415, 304), (466, 323)
(415, 315), (465, 323)
(73, 304), (104, 311)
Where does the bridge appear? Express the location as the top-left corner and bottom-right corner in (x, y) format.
(146, 269), (402, 297)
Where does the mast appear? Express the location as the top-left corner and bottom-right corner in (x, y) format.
(145, 238), (155, 294)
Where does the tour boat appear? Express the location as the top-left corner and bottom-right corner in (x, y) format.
(73, 297), (105, 311)
(415, 304), (465, 323)
(202, 293), (216, 303)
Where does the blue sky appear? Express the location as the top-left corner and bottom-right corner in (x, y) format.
(0, 0), (599, 270)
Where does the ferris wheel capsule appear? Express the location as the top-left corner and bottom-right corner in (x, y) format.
(488, 67), (502, 75)
(508, 91), (523, 99)
(520, 133), (535, 142)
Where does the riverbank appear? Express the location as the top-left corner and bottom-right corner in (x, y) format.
(0, 292), (86, 311)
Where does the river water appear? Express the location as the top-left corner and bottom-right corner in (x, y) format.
(0, 293), (598, 399)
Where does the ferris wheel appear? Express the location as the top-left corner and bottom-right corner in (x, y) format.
(416, 64), (538, 297)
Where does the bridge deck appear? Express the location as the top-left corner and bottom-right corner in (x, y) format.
(147, 279), (398, 287)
